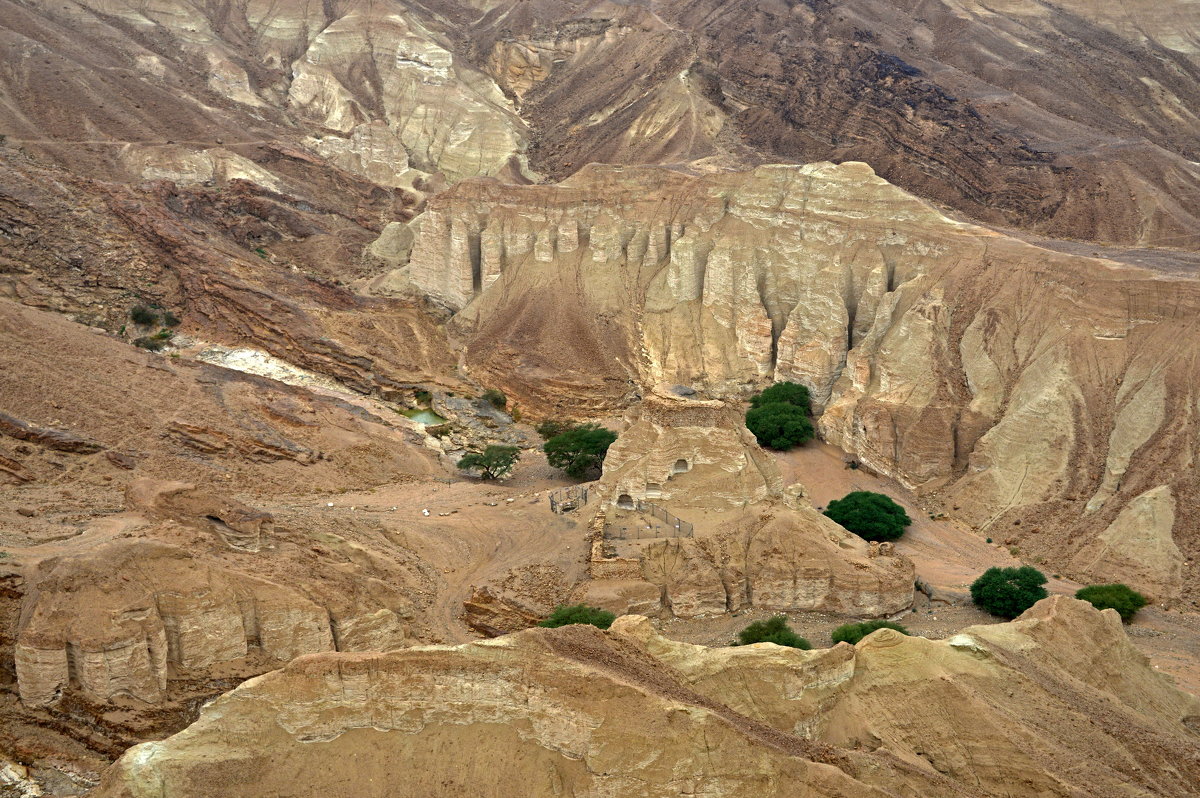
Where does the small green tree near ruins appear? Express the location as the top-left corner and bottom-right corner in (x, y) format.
(970, 566), (1048, 619)
(456, 445), (520, 480)
(1075, 583), (1148, 622)
(543, 424), (618, 478)
(831, 620), (909, 645)
(823, 491), (911, 541)
(539, 604), (616, 630)
(732, 616), (811, 649)
(745, 381), (814, 450)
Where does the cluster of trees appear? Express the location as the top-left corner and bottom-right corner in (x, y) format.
(456, 419), (618, 480)
(745, 382), (814, 450)
(970, 567), (1148, 623)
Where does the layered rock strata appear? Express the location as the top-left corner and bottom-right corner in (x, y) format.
(93, 598), (1200, 798)
(581, 386), (914, 618)
(392, 161), (1200, 601)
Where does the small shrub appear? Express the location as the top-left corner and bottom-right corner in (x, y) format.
(970, 566), (1048, 619)
(456, 445), (520, 479)
(539, 604), (615, 630)
(1076, 583), (1148, 622)
(152, 329), (173, 340)
(831, 620), (909, 645)
(481, 388), (507, 409)
(823, 491), (911, 541)
(130, 305), (158, 326)
(986, 537), (993, 544)
(749, 382), (812, 413)
(544, 424), (617, 478)
(536, 420), (574, 440)
(414, 389), (432, 404)
(163, 311), (182, 327)
(254, 247), (268, 258)
(733, 616), (810, 649)
(133, 336), (166, 351)
(745, 402), (814, 450)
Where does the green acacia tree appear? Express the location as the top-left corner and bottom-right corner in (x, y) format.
(732, 616), (810, 649)
(750, 382), (812, 412)
(823, 491), (911, 541)
(831, 620), (909, 645)
(539, 604), (616, 629)
(745, 403), (814, 450)
(543, 424), (617, 478)
(970, 566), (1048, 619)
(457, 445), (520, 480)
(1075, 583), (1148, 622)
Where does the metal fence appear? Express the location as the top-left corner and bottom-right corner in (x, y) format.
(605, 500), (693, 540)
(549, 485), (588, 514)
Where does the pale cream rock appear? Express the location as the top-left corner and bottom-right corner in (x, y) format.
(1071, 485), (1182, 598)
(94, 600), (1200, 798)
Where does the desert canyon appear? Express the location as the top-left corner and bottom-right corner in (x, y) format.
(1, 0), (1200, 795)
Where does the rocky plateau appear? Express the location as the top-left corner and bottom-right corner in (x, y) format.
(1, 0), (1199, 794)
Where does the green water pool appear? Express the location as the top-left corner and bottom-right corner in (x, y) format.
(405, 408), (447, 425)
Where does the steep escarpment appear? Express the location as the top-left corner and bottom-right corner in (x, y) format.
(464, 0), (1200, 246)
(581, 388), (915, 619)
(0, 299), (444, 496)
(0, 147), (459, 397)
(93, 598), (1200, 798)
(388, 161), (1200, 601)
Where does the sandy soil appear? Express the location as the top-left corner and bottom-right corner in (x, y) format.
(304, 449), (590, 643)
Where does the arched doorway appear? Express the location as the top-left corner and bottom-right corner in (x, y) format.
(616, 493), (634, 510)
(672, 458), (690, 474)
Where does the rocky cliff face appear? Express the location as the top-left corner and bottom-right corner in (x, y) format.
(5, 0), (1200, 249)
(391, 161), (1200, 601)
(585, 387), (915, 618)
(11, 474), (441, 708)
(93, 598), (1200, 798)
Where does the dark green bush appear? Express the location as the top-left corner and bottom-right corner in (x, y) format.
(831, 620), (909, 645)
(132, 336), (166, 351)
(414, 389), (432, 404)
(539, 604), (616, 630)
(970, 566), (1048, 619)
(544, 424), (617, 478)
(745, 403), (814, 450)
(750, 382), (812, 413)
(1075, 583), (1148, 622)
(162, 311), (182, 327)
(482, 388), (507, 409)
(733, 616), (810, 649)
(130, 305), (158, 326)
(456, 445), (520, 479)
(823, 491), (911, 541)
(151, 329), (173, 340)
(536, 420), (574, 440)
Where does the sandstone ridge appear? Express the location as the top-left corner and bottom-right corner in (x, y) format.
(392, 161), (1200, 602)
(94, 597), (1200, 798)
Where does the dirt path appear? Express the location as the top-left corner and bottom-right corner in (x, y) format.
(769, 440), (1200, 694)
(324, 452), (589, 643)
(773, 442), (1078, 597)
